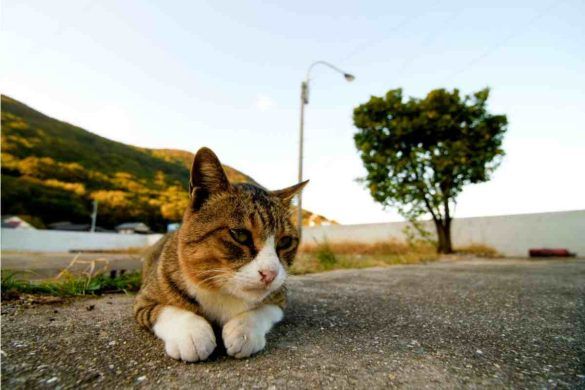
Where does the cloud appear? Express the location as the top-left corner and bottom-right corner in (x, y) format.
(254, 95), (276, 111)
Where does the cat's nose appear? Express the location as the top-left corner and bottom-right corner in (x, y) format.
(259, 269), (277, 285)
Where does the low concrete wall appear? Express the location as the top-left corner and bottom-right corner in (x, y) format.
(2, 210), (583, 256)
(1, 229), (163, 253)
(303, 210), (585, 257)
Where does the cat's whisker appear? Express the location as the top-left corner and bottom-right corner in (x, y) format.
(232, 275), (267, 285)
(196, 269), (231, 275)
(198, 272), (222, 277)
(202, 275), (230, 282)
(199, 273), (236, 285)
(233, 275), (261, 282)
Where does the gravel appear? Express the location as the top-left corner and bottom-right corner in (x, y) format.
(2, 258), (584, 389)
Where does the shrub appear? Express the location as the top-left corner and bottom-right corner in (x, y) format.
(456, 243), (501, 258)
(314, 240), (337, 269)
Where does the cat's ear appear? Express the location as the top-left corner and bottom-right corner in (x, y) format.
(189, 147), (231, 210)
(272, 180), (309, 206)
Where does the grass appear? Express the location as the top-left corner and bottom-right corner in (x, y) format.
(1, 240), (499, 298)
(70, 247), (147, 255)
(313, 240), (338, 270)
(290, 239), (439, 275)
(456, 243), (501, 258)
(1, 270), (141, 300)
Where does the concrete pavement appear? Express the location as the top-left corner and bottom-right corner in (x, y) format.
(2, 259), (584, 389)
(1, 252), (142, 279)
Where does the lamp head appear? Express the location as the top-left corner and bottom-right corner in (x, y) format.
(344, 73), (355, 82)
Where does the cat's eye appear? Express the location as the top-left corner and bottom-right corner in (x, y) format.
(229, 228), (252, 245)
(277, 236), (295, 251)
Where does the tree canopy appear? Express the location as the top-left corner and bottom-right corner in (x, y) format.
(353, 88), (507, 253)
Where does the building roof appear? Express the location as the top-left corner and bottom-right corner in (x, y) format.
(1, 216), (36, 230)
(115, 222), (151, 233)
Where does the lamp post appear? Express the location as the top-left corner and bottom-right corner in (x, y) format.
(297, 61), (355, 237)
(90, 200), (98, 233)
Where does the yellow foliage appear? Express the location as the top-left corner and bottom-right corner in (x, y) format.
(111, 172), (147, 193)
(5, 134), (39, 148)
(154, 171), (167, 187)
(1, 153), (20, 170)
(7, 119), (29, 129)
(159, 185), (190, 221)
(91, 190), (129, 206)
(43, 179), (86, 196)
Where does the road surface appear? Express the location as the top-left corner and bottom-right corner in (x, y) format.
(2, 259), (584, 389)
(1, 252), (142, 279)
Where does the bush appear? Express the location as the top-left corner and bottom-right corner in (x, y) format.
(314, 240), (337, 269)
(456, 244), (501, 258)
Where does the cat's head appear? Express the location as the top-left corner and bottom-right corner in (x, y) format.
(177, 147), (307, 303)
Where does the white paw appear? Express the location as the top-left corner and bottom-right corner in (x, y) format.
(222, 314), (266, 359)
(153, 306), (216, 362)
(222, 305), (283, 359)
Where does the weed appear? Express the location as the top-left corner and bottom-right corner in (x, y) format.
(314, 240), (337, 269)
(1, 270), (141, 299)
(292, 239), (438, 275)
(456, 244), (501, 258)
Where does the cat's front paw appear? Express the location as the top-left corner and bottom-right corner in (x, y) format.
(222, 314), (266, 359)
(153, 307), (216, 362)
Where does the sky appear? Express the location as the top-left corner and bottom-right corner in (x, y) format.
(2, 0), (584, 224)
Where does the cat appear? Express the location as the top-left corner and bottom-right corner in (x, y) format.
(134, 147), (307, 361)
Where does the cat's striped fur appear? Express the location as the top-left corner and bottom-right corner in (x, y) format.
(133, 147), (306, 361)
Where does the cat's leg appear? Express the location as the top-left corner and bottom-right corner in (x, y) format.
(150, 305), (216, 362)
(222, 304), (283, 359)
(133, 298), (164, 330)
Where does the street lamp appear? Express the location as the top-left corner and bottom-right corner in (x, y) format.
(297, 61), (355, 237)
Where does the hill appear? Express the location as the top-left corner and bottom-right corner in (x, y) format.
(1, 95), (334, 231)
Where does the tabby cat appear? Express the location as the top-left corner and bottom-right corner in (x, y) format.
(134, 147), (307, 361)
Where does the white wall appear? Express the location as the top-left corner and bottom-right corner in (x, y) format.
(1, 229), (163, 253)
(303, 210), (585, 257)
(2, 210), (583, 256)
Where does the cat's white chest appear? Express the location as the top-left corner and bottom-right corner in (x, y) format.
(187, 285), (251, 325)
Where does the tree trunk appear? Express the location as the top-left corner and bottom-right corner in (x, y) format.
(434, 218), (453, 254)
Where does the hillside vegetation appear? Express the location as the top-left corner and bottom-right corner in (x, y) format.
(1, 95), (332, 231)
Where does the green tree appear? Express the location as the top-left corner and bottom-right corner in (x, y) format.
(353, 88), (507, 253)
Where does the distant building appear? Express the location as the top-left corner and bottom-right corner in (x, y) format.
(116, 222), (152, 234)
(49, 221), (91, 231)
(1, 216), (36, 230)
